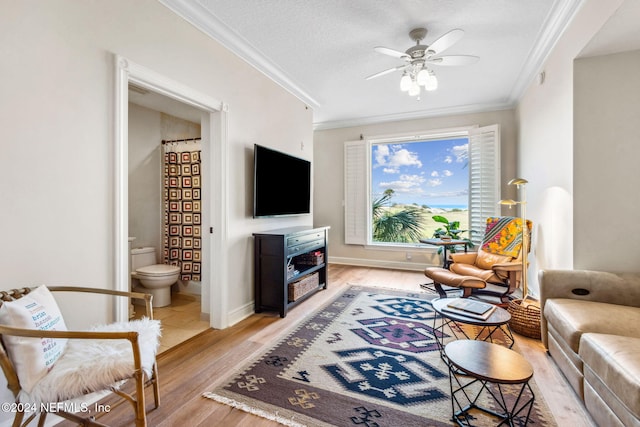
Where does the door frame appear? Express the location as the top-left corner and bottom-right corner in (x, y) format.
(114, 54), (229, 329)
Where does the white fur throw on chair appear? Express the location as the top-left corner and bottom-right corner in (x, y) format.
(18, 317), (161, 406)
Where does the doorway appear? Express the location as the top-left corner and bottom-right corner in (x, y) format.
(114, 55), (229, 330)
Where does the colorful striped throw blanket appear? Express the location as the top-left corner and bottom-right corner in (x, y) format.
(481, 216), (532, 258)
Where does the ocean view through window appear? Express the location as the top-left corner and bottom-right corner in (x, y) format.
(371, 137), (470, 244)
(343, 125), (499, 248)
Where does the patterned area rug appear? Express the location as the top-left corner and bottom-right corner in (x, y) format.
(204, 286), (556, 426)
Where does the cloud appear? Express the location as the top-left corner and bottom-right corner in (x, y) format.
(374, 145), (389, 165)
(442, 169), (453, 177)
(431, 171), (439, 177)
(452, 144), (468, 163)
(379, 174), (425, 193)
(444, 156), (453, 164)
(374, 144), (422, 173)
(389, 148), (422, 168)
(428, 178), (442, 187)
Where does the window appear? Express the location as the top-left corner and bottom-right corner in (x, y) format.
(344, 125), (500, 247)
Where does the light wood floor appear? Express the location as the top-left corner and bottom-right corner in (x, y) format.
(64, 264), (596, 426)
(134, 292), (210, 354)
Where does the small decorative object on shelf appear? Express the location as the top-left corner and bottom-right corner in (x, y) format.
(287, 263), (297, 280)
(298, 251), (324, 266)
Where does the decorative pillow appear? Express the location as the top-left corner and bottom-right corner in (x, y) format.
(0, 285), (68, 393)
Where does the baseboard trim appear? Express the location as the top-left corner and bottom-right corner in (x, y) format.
(227, 301), (255, 327)
(328, 256), (430, 272)
(226, 259), (429, 327)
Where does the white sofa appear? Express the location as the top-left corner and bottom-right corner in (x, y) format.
(539, 269), (640, 427)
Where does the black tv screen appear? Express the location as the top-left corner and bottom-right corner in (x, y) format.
(253, 144), (311, 217)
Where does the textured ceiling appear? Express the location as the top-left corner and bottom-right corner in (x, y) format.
(158, 0), (597, 128)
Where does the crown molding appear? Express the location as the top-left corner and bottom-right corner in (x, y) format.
(158, 0), (321, 109)
(161, 0), (583, 131)
(312, 101), (515, 131)
(507, 0), (586, 102)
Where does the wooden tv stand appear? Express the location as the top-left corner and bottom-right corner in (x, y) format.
(253, 226), (329, 317)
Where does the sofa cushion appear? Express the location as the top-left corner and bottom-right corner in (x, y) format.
(544, 299), (640, 353)
(580, 333), (640, 420)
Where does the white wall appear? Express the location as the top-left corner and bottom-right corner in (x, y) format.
(0, 1), (312, 419)
(129, 103), (164, 254)
(313, 109), (518, 271)
(574, 49), (640, 271)
(516, 0), (625, 296)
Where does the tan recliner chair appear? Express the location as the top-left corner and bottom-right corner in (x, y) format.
(425, 217), (531, 303)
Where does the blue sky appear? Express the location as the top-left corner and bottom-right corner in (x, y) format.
(371, 137), (469, 207)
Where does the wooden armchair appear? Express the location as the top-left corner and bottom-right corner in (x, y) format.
(0, 286), (161, 427)
(425, 217), (532, 303)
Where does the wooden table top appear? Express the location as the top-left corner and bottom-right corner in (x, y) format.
(432, 297), (511, 326)
(444, 340), (533, 384)
(419, 238), (468, 246)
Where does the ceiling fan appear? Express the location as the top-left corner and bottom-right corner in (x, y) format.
(366, 27), (479, 97)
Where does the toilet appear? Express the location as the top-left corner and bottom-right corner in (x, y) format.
(130, 247), (180, 308)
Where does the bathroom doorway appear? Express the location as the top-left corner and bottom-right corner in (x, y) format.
(128, 92), (209, 351)
(114, 55), (229, 333)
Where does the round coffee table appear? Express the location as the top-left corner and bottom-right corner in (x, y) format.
(431, 297), (515, 353)
(444, 340), (535, 426)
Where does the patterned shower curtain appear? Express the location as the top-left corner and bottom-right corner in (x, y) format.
(163, 140), (202, 281)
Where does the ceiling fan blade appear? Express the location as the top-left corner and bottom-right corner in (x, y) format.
(427, 29), (465, 55)
(428, 55), (480, 66)
(365, 65), (407, 80)
(374, 46), (410, 59)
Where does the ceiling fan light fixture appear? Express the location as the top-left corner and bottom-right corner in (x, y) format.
(424, 72), (438, 91)
(416, 68), (429, 86)
(400, 73), (412, 91)
(369, 27), (476, 99)
(408, 81), (420, 97)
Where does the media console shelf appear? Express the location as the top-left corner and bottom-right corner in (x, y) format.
(253, 226), (329, 317)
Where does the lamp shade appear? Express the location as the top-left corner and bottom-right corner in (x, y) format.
(416, 69), (429, 86)
(400, 74), (412, 92)
(424, 73), (438, 91)
(508, 178), (528, 186)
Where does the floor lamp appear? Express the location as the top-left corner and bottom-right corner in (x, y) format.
(499, 178), (529, 299)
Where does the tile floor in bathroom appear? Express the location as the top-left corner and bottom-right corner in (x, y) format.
(134, 292), (210, 354)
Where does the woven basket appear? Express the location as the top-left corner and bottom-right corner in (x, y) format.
(507, 299), (542, 339)
(288, 272), (319, 302)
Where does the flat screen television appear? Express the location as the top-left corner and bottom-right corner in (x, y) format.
(253, 144), (311, 217)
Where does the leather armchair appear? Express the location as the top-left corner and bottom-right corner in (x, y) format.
(425, 216), (530, 303)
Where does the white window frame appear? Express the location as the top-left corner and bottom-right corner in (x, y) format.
(344, 125), (500, 248)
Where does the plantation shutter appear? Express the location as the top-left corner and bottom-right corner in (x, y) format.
(468, 125), (501, 245)
(344, 140), (367, 245)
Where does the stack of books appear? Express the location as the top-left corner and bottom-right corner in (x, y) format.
(441, 298), (497, 320)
